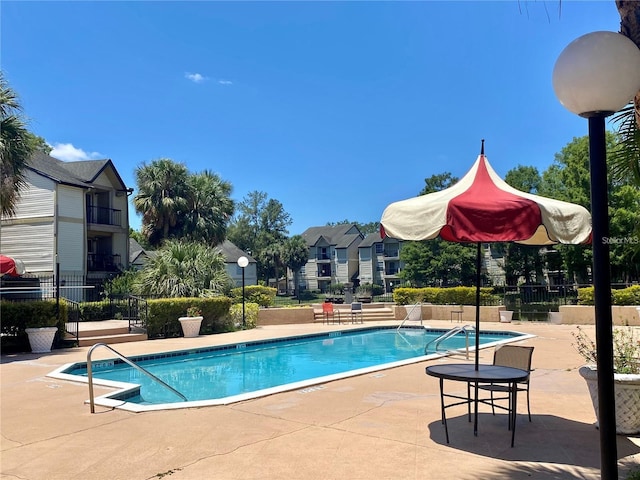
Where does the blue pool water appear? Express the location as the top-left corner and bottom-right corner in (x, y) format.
(57, 326), (528, 409)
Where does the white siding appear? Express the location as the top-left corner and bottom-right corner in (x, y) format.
(57, 221), (85, 272)
(57, 185), (84, 219)
(0, 223), (55, 272)
(335, 249), (349, 283)
(113, 232), (128, 269)
(11, 171), (55, 219)
(226, 263), (258, 287)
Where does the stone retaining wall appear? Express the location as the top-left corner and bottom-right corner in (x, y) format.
(258, 304), (509, 326)
(256, 304), (640, 326)
(559, 305), (640, 326)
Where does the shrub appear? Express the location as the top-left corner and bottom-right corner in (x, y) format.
(577, 287), (595, 305)
(228, 302), (259, 329)
(79, 300), (113, 321)
(145, 297), (232, 338)
(613, 285), (640, 306)
(0, 300), (67, 352)
(393, 286), (498, 306)
(230, 285), (276, 307)
(578, 285), (640, 306)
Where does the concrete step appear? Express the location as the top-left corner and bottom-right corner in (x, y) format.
(313, 306), (395, 323)
(75, 332), (149, 347)
(65, 320), (148, 346)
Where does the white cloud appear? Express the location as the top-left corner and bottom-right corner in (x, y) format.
(50, 143), (102, 161)
(185, 72), (207, 83)
(217, 79), (233, 85)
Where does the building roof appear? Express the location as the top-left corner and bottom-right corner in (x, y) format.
(359, 232), (383, 248)
(27, 151), (128, 190)
(300, 224), (363, 248)
(215, 240), (256, 264)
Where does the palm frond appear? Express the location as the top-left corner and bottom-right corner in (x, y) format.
(609, 103), (640, 187)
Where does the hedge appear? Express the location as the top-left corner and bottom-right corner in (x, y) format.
(144, 296), (233, 338)
(578, 285), (640, 306)
(0, 300), (68, 352)
(393, 286), (499, 306)
(230, 285), (276, 307)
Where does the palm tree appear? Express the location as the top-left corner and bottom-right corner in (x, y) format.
(134, 240), (231, 297)
(281, 235), (309, 299)
(182, 170), (234, 246)
(611, 2), (640, 186)
(0, 74), (34, 217)
(133, 158), (189, 246)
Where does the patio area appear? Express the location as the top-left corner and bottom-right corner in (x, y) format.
(2, 320), (639, 479)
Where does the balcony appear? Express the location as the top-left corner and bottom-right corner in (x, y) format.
(88, 253), (122, 272)
(317, 267), (332, 278)
(87, 206), (122, 226)
(384, 250), (399, 258)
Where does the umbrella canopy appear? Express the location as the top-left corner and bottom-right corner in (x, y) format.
(381, 142), (592, 368)
(381, 150), (591, 246)
(0, 255), (22, 277)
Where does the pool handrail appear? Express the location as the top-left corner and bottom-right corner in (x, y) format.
(397, 302), (423, 331)
(86, 343), (188, 413)
(425, 325), (474, 358)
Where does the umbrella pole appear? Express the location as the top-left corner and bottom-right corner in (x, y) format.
(474, 242), (481, 370)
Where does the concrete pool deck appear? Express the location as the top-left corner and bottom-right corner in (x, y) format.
(1, 320), (639, 479)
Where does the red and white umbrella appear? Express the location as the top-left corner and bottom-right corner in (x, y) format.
(381, 146), (591, 246)
(0, 255), (24, 277)
(380, 141), (592, 368)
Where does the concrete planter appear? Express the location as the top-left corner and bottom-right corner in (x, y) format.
(499, 310), (513, 323)
(178, 316), (203, 338)
(579, 365), (640, 435)
(25, 327), (57, 353)
(548, 312), (563, 324)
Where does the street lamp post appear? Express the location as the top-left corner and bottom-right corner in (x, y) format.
(553, 31), (640, 480)
(237, 256), (249, 328)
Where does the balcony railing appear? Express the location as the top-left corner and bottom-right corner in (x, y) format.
(384, 250), (400, 258)
(87, 253), (121, 272)
(316, 254), (331, 261)
(87, 206), (122, 226)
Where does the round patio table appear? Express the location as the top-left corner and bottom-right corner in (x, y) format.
(425, 363), (529, 447)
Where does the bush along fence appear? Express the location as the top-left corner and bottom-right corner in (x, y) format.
(0, 300), (68, 353)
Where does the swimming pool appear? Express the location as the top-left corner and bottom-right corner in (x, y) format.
(50, 326), (532, 412)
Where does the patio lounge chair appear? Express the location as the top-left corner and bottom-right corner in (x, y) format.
(350, 302), (363, 324)
(477, 345), (534, 422)
(322, 302), (341, 324)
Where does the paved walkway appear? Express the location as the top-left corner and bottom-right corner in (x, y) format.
(1, 321), (639, 480)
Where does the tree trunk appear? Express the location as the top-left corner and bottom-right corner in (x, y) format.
(617, 1), (640, 126)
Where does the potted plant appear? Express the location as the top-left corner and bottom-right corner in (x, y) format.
(20, 301), (60, 354)
(178, 306), (203, 338)
(572, 326), (640, 434)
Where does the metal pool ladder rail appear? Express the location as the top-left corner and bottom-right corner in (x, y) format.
(86, 343), (188, 413)
(397, 302), (423, 330)
(425, 325), (474, 358)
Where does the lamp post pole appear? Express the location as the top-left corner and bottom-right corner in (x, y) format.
(587, 114), (617, 480)
(553, 31), (640, 480)
(237, 256), (249, 329)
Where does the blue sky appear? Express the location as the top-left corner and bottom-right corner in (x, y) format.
(2, 1), (623, 235)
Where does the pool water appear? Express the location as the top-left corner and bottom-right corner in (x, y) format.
(55, 326), (529, 410)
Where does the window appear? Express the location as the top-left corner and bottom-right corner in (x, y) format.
(375, 243), (384, 254)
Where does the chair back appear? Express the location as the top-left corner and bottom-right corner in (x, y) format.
(322, 302), (334, 313)
(493, 345), (534, 372)
(351, 302), (362, 312)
